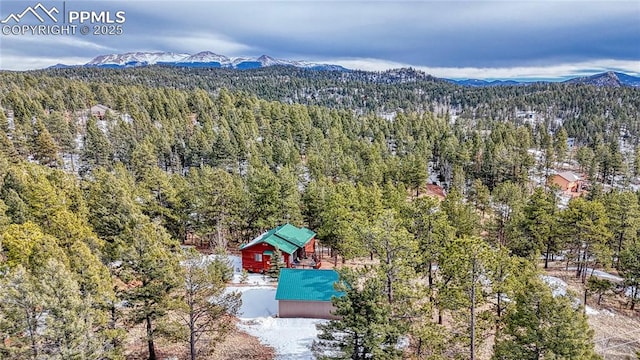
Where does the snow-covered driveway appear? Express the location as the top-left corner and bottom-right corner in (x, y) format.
(224, 255), (327, 360)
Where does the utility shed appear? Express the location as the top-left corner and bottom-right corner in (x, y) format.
(275, 269), (344, 319)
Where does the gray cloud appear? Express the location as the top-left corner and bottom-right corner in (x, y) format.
(1, 0), (638, 77)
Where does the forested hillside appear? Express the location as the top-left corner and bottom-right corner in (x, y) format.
(0, 69), (638, 359)
(40, 66), (640, 145)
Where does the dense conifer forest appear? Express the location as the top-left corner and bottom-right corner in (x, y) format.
(0, 67), (638, 359)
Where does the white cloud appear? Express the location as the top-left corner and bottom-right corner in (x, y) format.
(325, 58), (640, 80)
(0, 55), (91, 70)
(157, 33), (254, 56)
(1, 35), (116, 52)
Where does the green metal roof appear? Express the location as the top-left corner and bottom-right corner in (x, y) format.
(276, 224), (316, 248)
(275, 269), (344, 302)
(239, 223), (316, 255)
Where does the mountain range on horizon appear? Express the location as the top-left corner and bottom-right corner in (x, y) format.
(48, 51), (640, 88)
(57, 51), (348, 72)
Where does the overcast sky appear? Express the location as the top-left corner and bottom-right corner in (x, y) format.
(1, 0), (639, 79)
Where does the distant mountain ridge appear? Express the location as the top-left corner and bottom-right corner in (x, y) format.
(81, 51), (348, 71)
(446, 79), (521, 87)
(50, 51), (640, 87)
(448, 72), (640, 87)
(563, 71), (640, 87)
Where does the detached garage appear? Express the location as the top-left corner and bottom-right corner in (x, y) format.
(275, 269), (344, 319)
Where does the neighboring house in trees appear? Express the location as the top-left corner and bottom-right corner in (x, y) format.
(275, 269), (343, 319)
(90, 104), (111, 119)
(549, 171), (582, 192)
(240, 223), (316, 273)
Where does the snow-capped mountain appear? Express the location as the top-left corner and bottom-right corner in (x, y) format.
(83, 51), (348, 71)
(179, 51), (230, 64)
(86, 52), (190, 67)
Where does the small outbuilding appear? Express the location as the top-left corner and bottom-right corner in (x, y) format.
(275, 268), (344, 319)
(240, 223), (316, 273)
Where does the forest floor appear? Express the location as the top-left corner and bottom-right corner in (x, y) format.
(123, 256), (639, 360)
(543, 261), (640, 360)
(124, 319), (275, 360)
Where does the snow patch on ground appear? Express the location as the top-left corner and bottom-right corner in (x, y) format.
(567, 267), (623, 282)
(585, 306), (599, 315)
(540, 275), (568, 297)
(238, 317), (326, 360)
(227, 287), (278, 318)
(222, 254), (325, 359)
(232, 272), (276, 285)
(213, 254), (276, 285)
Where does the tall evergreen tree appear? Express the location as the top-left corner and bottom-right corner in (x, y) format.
(604, 191), (640, 269)
(493, 276), (601, 360)
(522, 187), (556, 264)
(619, 240), (640, 310)
(314, 269), (403, 360)
(560, 198), (611, 282)
(172, 249), (241, 360)
(31, 119), (60, 168)
(439, 236), (494, 360)
(119, 220), (182, 360)
(80, 116), (113, 175)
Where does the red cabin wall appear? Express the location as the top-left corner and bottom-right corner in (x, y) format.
(304, 237), (316, 254)
(241, 242), (295, 272)
(242, 242), (274, 273)
(283, 253), (291, 267)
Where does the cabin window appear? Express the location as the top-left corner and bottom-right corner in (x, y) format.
(254, 253), (262, 262)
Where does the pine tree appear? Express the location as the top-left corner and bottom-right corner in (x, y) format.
(522, 187), (556, 264)
(80, 116), (113, 176)
(0, 265), (45, 360)
(554, 127), (568, 166)
(634, 146), (640, 177)
(266, 247), (284, 279)
(489, 182), (525, 249)
(189, 166), (247, 248)
(119, 220), (182, 360)
(361, 209), (417, 308)
(0, 108), (8, 133)
(439, 236), (494, 360)
(406, 196), (454, 299)
(174, 249), (241, 360)
(493, 276), (601, 360)
(45, 111), (76, 156)
(441, 188), (480, 238)
(0, 130), (20, 163)
(403, 154), (428, 197)
(247, 165), (282, 231)
(31, 119), (60, 168)
(576, 146), (595, 174)
(604, 191), (640, 269)
(619, 240), (640, 310)
(469, 179), (490, 217)
(560, 198), (611, 283)
(586, 276), (614, 306)
(0, 259), (111, 359)
(314, 269), (403, 360)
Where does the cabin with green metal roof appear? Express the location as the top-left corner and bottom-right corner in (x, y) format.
(275, 268), (344, 319)
(240, 224), (317, 273)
